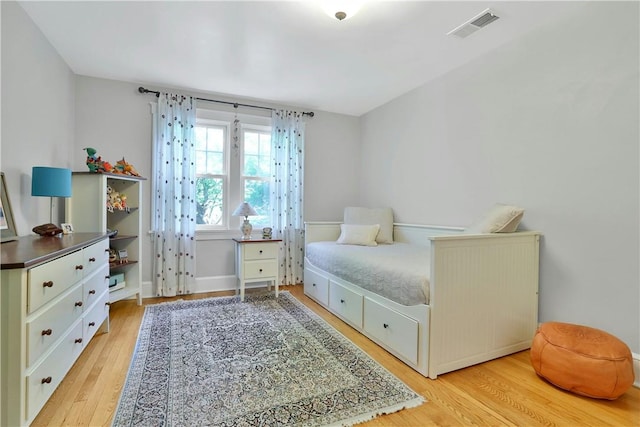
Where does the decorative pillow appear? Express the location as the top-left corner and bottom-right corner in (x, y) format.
(344, 207), (394, 244)
(465, 203), (525, 233)
(336, 224), (380, 246)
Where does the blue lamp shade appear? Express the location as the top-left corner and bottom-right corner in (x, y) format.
(31, 167), (72, 198)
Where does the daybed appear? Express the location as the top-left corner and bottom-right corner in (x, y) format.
(303, 206), (541, 379)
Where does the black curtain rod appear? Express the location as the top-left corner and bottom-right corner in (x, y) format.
(138, 86), (314, 117)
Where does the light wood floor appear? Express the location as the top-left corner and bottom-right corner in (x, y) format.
(33, 285), (639, 426)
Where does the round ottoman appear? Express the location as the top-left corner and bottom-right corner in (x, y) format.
(530, 322), (634, 400)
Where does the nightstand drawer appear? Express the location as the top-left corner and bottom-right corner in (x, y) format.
(244, 243), (278, 260)
(28, 250), (84, 313)
(243, 260), (278, 279)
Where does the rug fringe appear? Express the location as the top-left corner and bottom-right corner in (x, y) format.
(329, 396), (426, 426)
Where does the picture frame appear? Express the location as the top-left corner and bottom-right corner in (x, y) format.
(0, 172), (19, 243)
(61, 223), (74, 235)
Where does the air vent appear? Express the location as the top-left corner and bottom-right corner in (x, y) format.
(447, 9), (500, 38)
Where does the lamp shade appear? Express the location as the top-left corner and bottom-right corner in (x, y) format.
(31, 167), (72, 198)
(232, 202), (258, 218)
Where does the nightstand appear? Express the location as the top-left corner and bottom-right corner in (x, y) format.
(233, 238), (282, 301)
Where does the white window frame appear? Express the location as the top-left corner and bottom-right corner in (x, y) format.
(195, 107), (271, 240)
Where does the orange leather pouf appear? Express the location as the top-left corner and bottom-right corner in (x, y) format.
(530, 322), (634, 400)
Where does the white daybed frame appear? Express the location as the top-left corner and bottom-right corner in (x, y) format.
(304, 222), (541, 379)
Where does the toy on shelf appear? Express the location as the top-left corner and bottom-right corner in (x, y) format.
(106, 185), (129, 213)
(113, 158), (140, 177)
(84, 147), (113, 173)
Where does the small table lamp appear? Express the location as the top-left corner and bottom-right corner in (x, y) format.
(232, 202), (258, 239)
(31, 166), (72, 225)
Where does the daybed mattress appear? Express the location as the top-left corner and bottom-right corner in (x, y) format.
(305, 242), (430, 306)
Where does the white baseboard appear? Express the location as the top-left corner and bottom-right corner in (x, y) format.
(633, 352), (640, 388)
(142, 276), (272, 299)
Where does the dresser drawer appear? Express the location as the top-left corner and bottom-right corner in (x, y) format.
(363, 297), (419, 365)
(28, 250), (84, 313)
(242, 260), (277, 279)
(329, 281), (363, 328)
(83, 264), (109, 308)
(84, 290), (109, 343)
(26, 285), (84, 367)
(304, 268), (329, 306)
(83, 239), (109, 277)
(244, 243), (278, 260)
(26, 320), (84, 422)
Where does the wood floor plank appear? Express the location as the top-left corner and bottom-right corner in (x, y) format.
(31, 285), (640, 426)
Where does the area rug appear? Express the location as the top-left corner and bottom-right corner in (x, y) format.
(112, 291), (424, 426)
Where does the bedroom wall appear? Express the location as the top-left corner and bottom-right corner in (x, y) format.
(0, 1), (76, 233)
(359, 1), (639, 352)
(73, 76), (361, 290)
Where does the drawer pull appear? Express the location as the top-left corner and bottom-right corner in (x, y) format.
(105, 248), (110, 252)
(75, 338), (83, 344)
(41, 377), (52, 384)
(41, 329), (53, 336)
(106, 275), (111, 280)
(383, 323), (389, 329)
(89, 289), (96, 295)
(340, 299), (345, 304)
(75, 265), (84, 270)
(88, 322), (96, 327)
(43, 280), (54, 288)
(259, 250), (263, 254)
(89, 257), (96, 262)
(312, 283), (316, 287)
(105, 302), (111, 306)
(75, 301), (83, 307)
(259, 269), (263, 273)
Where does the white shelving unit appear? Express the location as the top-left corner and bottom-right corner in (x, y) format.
(66, 172), (145, 305)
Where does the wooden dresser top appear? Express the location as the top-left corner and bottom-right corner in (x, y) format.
(1, 232), (108, 270)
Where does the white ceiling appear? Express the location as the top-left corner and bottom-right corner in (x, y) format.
(19, 1), (588, 116)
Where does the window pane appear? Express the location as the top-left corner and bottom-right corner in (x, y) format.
(243, 131), (271, 178)
(207, 128), (224, 151)
(195, 127), (207, 150)
(244, 179), (270, 228)
(195, 151), (207, 174)
(196, 177), (224, 226)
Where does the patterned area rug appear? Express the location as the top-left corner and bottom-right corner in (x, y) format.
(112, 291), (424, 426)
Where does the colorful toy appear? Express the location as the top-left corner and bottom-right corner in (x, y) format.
(113, 158), (140, 176)
(106, 185), (129, 213)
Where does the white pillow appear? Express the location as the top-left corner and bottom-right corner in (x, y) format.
(344, 207), (394, 244)
(465, 204), (525, 233)
(336, 224), (380, 246)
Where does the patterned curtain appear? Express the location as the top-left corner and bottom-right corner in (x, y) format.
(270, 110), (305, 286)
(151, 93), (197, 296)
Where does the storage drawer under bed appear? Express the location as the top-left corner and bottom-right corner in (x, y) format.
(363, 297), (419, 365)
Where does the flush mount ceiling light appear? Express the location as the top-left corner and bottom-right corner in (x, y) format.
(321, 1), (364, 21)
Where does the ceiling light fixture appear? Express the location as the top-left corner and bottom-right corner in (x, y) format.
(321, 1), (364, 21)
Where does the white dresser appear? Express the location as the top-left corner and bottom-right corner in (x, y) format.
(0, 233), (110, 426)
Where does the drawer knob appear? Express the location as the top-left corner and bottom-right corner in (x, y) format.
(312, 283), (316, 287)
(41, 377), (52, 384)
(259, 250), (263, 254)
(75, 301), (83, 307)
(89, 289), (96, 295)
(104, 248), (110, 252)
(259, 269), (263, 273)
(88, 322), (96, 327)
(41, 329), (53, 336)
(43, 281), (54, 288)
(75, 338), (83, 344)
(383, 323), (389, 329)
(75, 265), (84, 270)
(89, 257), (96, 262)
(105, 275), (111, 280)
(340, 299), (345, 304)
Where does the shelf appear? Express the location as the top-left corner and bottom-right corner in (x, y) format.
(109, 234), (138, 242)
(107, 207), (139, 214)
(109, 260), (138, 272)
